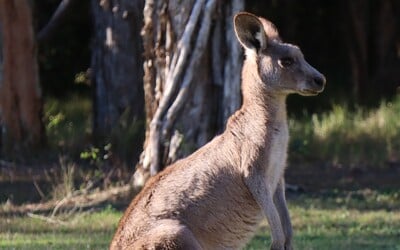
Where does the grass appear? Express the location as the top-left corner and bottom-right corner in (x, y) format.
(248, 208), (400, 250)
(1, 190), (399, 250)
(42, 95), (400, 169)
(0, 207), (120, 249)
(289, 96), (400, 168)
(247, 190), (400, 250)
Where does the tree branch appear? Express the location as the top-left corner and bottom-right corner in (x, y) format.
(37, 0), (77, 43)
(147, 0), (206, 175)
(162, 0), (217, 136)
(155, 0), (206, 121)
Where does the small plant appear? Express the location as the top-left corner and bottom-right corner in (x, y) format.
(46, 156), (76, 200)
(74, 71), (90, 86)
(46, 112), (65, 130)
(80, 143), (112, 165)
(79, 143), (123, 189)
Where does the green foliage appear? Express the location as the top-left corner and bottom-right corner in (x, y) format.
(289, 96), (400, 167)
(74, 71), (90, 86)
(43, 95), (400, 170)
(80, 146), (100, 162)
(44, 96), (144, 166)
(44, 95), (91, 153)
(80, 143), (112, 165)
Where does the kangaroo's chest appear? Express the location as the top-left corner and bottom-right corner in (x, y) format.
(266, 122), (289, 191)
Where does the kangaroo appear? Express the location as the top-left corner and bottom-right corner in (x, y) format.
(110, 12), (325, 250)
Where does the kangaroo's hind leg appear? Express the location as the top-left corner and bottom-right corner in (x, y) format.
(129, 219), (203, 250)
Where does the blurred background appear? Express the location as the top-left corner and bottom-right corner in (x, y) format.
(1, 0), (400, 208)
(0, 1), (399, 249)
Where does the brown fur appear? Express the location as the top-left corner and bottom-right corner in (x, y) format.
(111, 12), (325, 250)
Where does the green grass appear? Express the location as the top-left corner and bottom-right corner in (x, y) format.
(1, 190), (399, 250)
(289, 96), (400, 167)
(0, 207), (121, 249)
(246, 191), (400, 250)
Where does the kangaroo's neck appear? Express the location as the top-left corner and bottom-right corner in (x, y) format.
(228, 59), (288, 144)
(229, 94), (287, 143)
(243, 57), (287, 121)
(225, 59), (289, 176)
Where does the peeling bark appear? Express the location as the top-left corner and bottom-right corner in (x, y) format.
(134, 0), (244, 187)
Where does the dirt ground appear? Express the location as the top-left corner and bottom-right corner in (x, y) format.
(1, 159), (400, 211)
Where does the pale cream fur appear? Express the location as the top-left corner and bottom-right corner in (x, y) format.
(110, 12), (325, 250)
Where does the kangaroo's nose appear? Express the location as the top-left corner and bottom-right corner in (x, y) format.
(313, 75), (326, 88)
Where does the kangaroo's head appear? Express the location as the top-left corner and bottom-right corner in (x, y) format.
(234, 12), (326, 96)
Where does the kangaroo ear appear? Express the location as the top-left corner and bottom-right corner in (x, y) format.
(258, 18), (280, 41)
(234, 12), (267, 53)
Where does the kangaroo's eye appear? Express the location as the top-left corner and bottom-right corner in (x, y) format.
(279, 57), (294, 67)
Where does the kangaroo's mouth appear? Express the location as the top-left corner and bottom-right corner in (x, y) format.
(299, 88), (323, 96)
(299, 75), (326, 96)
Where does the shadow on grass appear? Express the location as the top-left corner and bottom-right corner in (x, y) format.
(288, 189), (400, 211)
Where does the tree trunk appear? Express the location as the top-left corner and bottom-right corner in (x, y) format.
(0, 0), (44, 155)
(344, 0), (369, 102)
(371, 0), (399, 97)
(91, 0), (144, 138)
(344, 0), (399, 102)
(0, 19), (3, 154)
(133, 0), (244, 187)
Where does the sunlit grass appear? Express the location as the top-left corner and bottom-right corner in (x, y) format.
(289, 96), (400, 167)
(1, 191), (399, 250)
(0, 207), (121, 249)
(248, 210), (400, 250)
(246, 189), (400, 250)
(246, 190), (400, 250)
